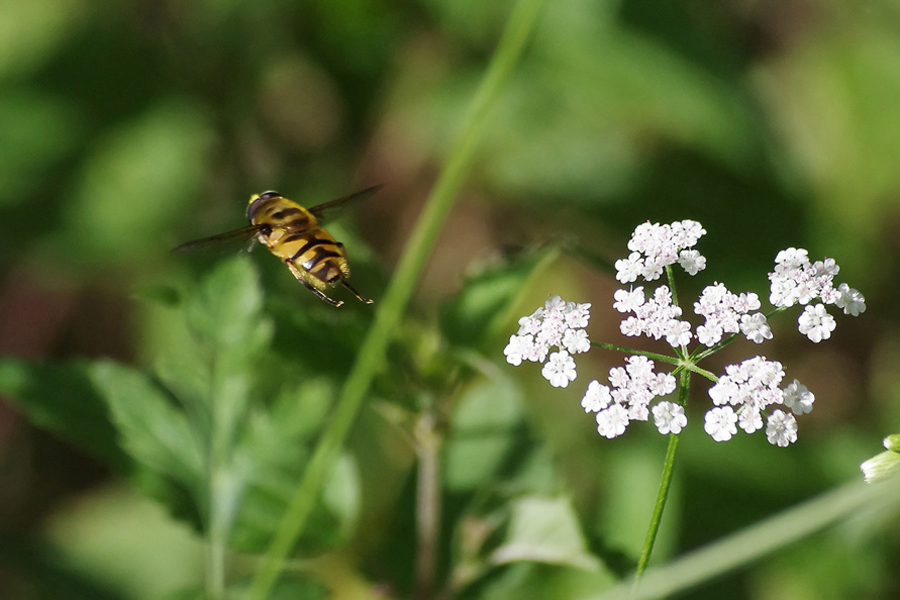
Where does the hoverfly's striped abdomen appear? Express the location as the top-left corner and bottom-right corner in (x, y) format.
(247, 193), (351, 294)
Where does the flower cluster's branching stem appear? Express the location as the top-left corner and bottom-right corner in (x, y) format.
(634, 369), (691, 581)
(590, 341), (680, 366)
(246, 0), (546, 597)
(677, 359), (718, 383)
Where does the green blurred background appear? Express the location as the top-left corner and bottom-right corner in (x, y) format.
(2, 0), (900, 598)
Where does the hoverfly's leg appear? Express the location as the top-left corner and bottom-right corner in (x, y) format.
(285, 259), (344, 307)
(301, 279), (344, 307)
(341, 279), (374, 304)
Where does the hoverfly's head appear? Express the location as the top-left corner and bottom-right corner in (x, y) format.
(247, 191), (281, 222)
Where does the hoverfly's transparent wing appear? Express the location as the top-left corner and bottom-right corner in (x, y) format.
(308, 185), (383, 223)
(171, 225), (266, 254)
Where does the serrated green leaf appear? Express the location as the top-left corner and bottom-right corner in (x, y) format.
(229, 380), (360, 554)
(0, 357), (129, 470)
(441, 246), (560, 351)
(491, 495), (601, 571)
(186, 255), (271, 363)
(87, 361), (204, 493)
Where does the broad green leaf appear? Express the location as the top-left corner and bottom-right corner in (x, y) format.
(491, 495), (601, 571)
(42, 485), (204, 600)
(230, 380), (361, 554)
(0, 358), (128, 470)
(87, 361), (204, 493)
(444, 375), (525, 491)
(186, 256), (272, 367)
(441, 246), (560, 351)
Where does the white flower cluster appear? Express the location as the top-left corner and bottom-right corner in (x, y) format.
(769, 248), (865, 343)
(580, 356), (680, 438)
(694, 283), (772, 346)
(615, 286), (692, 347)
(504, 295), (591, 388)
(705, 356), (809, 446)
(504, 221), (863, 449)
(615, 220), (707, 283)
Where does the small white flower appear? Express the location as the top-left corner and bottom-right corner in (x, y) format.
(564, 301), (592, 328)
(798, 304), (836, 343)
(504, 334), (530, 366)
(705, 406), (738, 442)
(625, 355), (654, 378)
(696, 324), (722, 347)
(678, 249), (706, 276)
(738, 407), (763, 433)
(613, 287), (645, 313)
(562, 328), (591, 354)
(740, 313), (772, 344)
(582, 380), (611, 412)
(596, 404), (630, 438)
(542, 350), (577, 388)
(620, 316), (643, 336)
(517, 309), (542, 336)
(765, 410), (798, 447)
(835, 283), (866, 316)
(652, 401), (687, 434)
(665, 320), (692, 347)
(782, 380), (814, 415)
(616, 252), (645, 284)
(641, 256), (665, 281)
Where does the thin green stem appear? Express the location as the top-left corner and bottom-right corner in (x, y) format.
(414, 407), (441, 600)
(664, 265), (679, 309)
(591, 341), (680, 366)
(245, 1), (546, 597)
(634, 369), (691, 580)
(678, 360), (718, 383)
(596, 477), (900, 600)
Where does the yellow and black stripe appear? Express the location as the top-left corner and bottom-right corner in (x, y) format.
(246, 191), (370, 306)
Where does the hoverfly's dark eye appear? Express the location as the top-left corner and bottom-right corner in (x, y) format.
(259, 191), (280, 200)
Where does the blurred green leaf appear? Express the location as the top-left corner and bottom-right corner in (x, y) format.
(42, 485), (204, 600)
(0, 0), (87, 80)
(441, 246), (560, 351)
(0, 358), (129, 470)
(87, 360), (204, 495)
(62, 100), (212, 263)
(444, 375), (525, 491)
(490, 495), (601, 570)
(144, 257), (356, 554)
(230, 379), (361, 554)
(185, 255), (272, 369)
(0, 92), (84, 207)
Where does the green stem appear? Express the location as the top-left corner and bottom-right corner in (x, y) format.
(414, 407), (441, 600)
(590, 341), (680, 366)
(634, 369), (690, 580)
(596, 477), (900, 600)
(245, 1), (546, 597)
(679, 360), (718, 383)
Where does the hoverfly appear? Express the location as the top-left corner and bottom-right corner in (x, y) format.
(172, 186), (380, 307)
